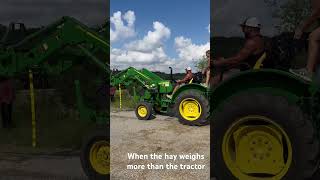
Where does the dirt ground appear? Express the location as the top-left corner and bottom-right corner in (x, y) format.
(0, 147), (87, 180)
(110, 110), (210, 180)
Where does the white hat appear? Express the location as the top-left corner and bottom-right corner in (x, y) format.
(240, 17), (261, 28)
(186, 67), (192, 71)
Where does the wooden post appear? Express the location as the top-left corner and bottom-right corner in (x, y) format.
(29, 70), (36, 147)
(119, 84), (122, 109)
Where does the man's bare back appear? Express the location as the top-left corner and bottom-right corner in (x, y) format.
(249, 36), (265, 56)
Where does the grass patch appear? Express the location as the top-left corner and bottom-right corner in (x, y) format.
(111, 89), (136, 110)
(0, 89), (99, 150)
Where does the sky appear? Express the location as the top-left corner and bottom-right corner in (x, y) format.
(110, 0), (210, 73)
(0, 0), (108, 27)
(0, 0), (290, 72)
(212, 0), (285, 37)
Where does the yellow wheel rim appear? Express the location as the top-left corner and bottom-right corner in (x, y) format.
(222, 115), (292, 180)
(179, 98), (202, 121)
(89, 140), (110, 175)
(137, 105), (148, 117)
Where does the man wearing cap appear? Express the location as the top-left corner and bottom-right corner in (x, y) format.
(212, 17), (265, 85)
(290, 0), (320, 81)
(167, 67), (193, 99)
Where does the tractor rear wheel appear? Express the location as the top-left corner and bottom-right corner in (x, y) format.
(135, 102), (153, 120)
(81, 129), (109, 180)
(212, 92), (319, 180)
(174, 90), (209, 126)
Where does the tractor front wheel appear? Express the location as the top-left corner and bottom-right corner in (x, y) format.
(81, 129), (109, 180)
(135, 102), (153, 120)
(212, 92), (319, 180)
(174, 90), (209, 126)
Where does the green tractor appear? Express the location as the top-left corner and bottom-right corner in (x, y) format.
(111, 67), (210, 126)
(0, 17), (110, 180)
(211, 34), (320, 179)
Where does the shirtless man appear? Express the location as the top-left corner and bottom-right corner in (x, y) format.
(202, 50), (211, 87)
(212, 17), (265, 85)
(167, 67), (193, 99)
(290, 0), (320, 81)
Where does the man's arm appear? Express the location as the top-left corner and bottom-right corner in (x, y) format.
(178, 73), (192, 83)
(202, 59), (211, 74)
(214, 40), (256, 67)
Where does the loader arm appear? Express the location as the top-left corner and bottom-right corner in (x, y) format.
(0, 16), (109, 76)
(111, 67), (163, 90)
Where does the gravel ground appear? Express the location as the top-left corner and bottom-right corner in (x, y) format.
(110, 110), (210, 180)
(0, 149), (87, 179)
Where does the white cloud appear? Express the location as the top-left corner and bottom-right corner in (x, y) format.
(207, 24), (210, 33)
(110, 10), (210, 73)
(175, 36), (210, 62)
(125, 21), (171, 52)
(111, 20), (174, 72)
(110, 10), (136, 42)
(111, 47), (168, 64)
(111, 46), (175, 72)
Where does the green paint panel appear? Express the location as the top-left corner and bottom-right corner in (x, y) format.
(211, 69), (310, 111)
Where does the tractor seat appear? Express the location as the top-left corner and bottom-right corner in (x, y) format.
(191, 72), (203, 84)
(216, 52), (268, 84)
(229, 52), (267, 71)
(180, 78), (193, 85)
(253, 52), (267, 70)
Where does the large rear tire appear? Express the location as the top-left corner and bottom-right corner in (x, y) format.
(212, 92), (319, 180)
(174, 90), (209, 126)
(81, 129), (109, 180)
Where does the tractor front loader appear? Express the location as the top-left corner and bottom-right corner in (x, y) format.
(0, 16), (109, 180)
(111, 67), (210, 126)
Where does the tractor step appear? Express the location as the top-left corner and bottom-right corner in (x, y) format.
(160, 99), (171, 111)
(162, 99), (171, 103)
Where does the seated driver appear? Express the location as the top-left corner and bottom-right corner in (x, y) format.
(167, 67), (193, 99)
(213, 17), (265, 85)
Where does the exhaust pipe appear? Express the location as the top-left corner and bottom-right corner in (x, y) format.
(169, 67), (173, 81)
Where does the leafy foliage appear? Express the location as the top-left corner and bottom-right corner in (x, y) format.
(195, 55), (208, 72)
(265, 0), (311, 32)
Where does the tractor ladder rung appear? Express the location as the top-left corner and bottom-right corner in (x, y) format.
(163, 99), (171, 103)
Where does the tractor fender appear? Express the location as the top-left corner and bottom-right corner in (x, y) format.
(172, 83), (208, 101)
(212, 69), (310, 109)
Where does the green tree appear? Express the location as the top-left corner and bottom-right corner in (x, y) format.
(265, 0), (311, 32)
(195, 55), (208, 72)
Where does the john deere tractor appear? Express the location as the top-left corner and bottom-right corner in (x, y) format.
(0, 17), (109, 180)
(211, 34), (320, 179)
(111, 67), (210, 126)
